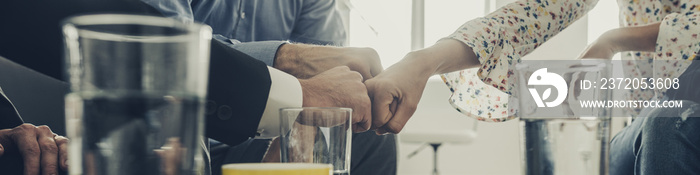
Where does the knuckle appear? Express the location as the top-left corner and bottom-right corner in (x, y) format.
(362, 48), (381, 63)
(17, 123), (36, 130)
(359, 83), (370, 93)
(12, 124), (36, 136)
(367, 48), (379, 61)
(360, 47), (379, 56)
(336, 66), (350, 71)
(356, 105), (370, 119)
(360, 113), (371, 124)
(359, 97), (371, 110)
(352, 114), (365, 124)
(44, 163), (59, 172)
(54, 136), (69, 144)
(40, 140), (58, 152)
(352, 81), (366, 91)
(372, 116), (388, 127)
(23, 146), (41, 157)
(387, 123), (404, 133)
(36, 125), (52, 132)
(405, 103), (418, 112)
(349, 71), (363, 81)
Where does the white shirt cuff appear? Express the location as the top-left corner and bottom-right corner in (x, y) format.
(256, 67), (303, 138)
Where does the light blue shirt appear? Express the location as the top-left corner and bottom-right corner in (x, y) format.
(141, 0), (347, 66)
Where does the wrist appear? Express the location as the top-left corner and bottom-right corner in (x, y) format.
(403, 39), (479, 76)
(297, 79), (317, 107)
(274, 44), (346, 79)
(400, 51), (439, 79)
(275, 43), (323, 79)
(598, 29), (625, 53)
(273, 43), (300, 72)
(601, 23), (659, 53)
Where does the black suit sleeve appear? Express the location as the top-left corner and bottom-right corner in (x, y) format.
(0, 0), (272, 146)
(205, 40), (271, 145)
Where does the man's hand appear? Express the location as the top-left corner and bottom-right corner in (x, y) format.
(274, 44), (383, 80)
(0, 123), (69, 175)
(298, 66), (371, 132)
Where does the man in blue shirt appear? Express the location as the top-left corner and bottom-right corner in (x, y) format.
(139, 0), (397, 174)
(142, 0), (347, 66)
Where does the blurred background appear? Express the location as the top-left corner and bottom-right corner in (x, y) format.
(338, 0), (624, 174)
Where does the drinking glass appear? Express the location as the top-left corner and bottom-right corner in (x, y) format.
(512, 60), (612, 175)
(63, 14), (212, 175)
(279, 107), (352, 175)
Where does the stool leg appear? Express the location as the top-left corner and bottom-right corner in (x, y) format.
(430, 143), (441, 175)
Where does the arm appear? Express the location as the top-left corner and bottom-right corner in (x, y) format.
(579, 22), (660, 59)
(208, 40), (372, 145)
(257, 65), (373, 138)
(580, 12), (700, 82)
(172, 0), (375, 80)
(214, 36), (382, 81)
(367, 0), (599, 134)
(205, 40), (273, 145)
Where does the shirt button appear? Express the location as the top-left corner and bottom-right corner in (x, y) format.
(256, 129), (264, 136)
(241, 12), (246, 19)
(218, 105), (232, 120)
(205, 100), (217, 115)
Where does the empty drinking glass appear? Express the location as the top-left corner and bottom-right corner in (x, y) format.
(63, 14), (212, 175)
(279, 107), (352, 175)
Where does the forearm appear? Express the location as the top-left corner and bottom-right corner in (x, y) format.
(206, 40), (272, 145)
(212, 35), (287, 66)
(273, 43), (317, 78)
(602, 22), (660, 53)
(401, 39), (481, 77)
(273, 43), (381, 80)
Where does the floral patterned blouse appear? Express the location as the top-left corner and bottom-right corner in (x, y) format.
(618, 0), (700, 116)
(441, 0), (700, 122)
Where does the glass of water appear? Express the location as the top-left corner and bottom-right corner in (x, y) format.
(512, 60), (612, 175)
(63, 14), (212, 175)
(279, 107), (352, 175)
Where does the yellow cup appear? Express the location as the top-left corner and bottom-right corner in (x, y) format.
(222, 163), (332, 175)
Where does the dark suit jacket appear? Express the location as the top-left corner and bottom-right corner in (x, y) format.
(0, 0), (272, 146)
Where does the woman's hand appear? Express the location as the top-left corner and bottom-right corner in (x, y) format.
(366, 39), (480, 135)
(365, 54), (432, 135)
